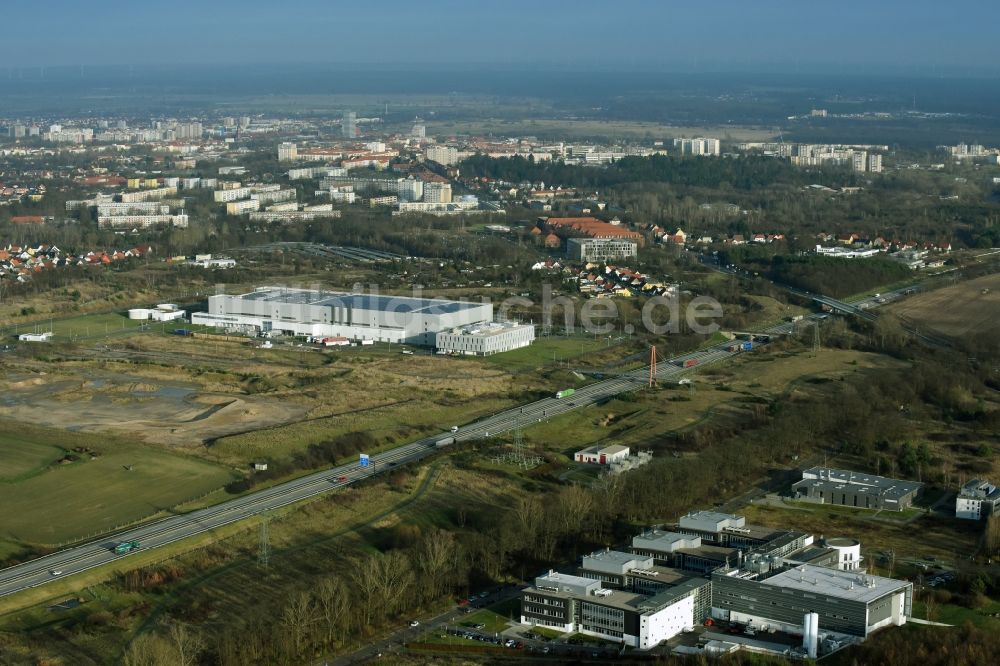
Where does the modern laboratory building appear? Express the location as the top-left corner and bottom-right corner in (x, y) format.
(791, 467), (923, 512)
(434, 321), (535, 355)
(711, 563), (912, 639)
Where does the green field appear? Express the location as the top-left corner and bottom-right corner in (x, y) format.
(0, 427), (235, 546)
(5, 311), (150, 342)
(0, 435), (64, 481)
(911, 600), (1000, 628)
(463, 608), (513, 634)
(482, 334), (615, 370)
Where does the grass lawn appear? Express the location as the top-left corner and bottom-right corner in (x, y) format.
(8, 312), (149, 342)
(0, 428), (235, 546)
(530, 625), (565, 639)
(780, 499), (924, 522)
(482, 334), (612, 371)
(911, 601), (1000, 629)
(567, 632), (614, 645)
(741, 503), (980, 564)
(561, 466), (603, 484)
(0, 435), (64, 481)
(463, 609), (512, 633)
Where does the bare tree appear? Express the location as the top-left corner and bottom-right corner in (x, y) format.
(122, 633), (174, 666)
(416, 529), (460, 602)
(282, 590), (319, 655)
(351, 550), (418, 626)
(315, 576), (350, 646)
(350, 555), (381, 630)
(556, 484), (594, 537)
(167, 622), (205, 666)
(370, 550), (415, 621)
(511, 495), (542, 544)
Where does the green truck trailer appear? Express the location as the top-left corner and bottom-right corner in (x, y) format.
(114, 541), (140, 555)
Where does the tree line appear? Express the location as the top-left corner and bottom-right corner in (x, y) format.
(461, 153), (852, 191)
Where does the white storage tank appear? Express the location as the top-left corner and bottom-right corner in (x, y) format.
(156, 303), (179, 312)
(128, 308), (151, 320)
(802, 612), (819, 659)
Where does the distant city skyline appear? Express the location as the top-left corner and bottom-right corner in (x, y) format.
(2, 0), (999, 75)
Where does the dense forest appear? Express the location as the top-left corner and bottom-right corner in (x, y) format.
(461, 153), (856, 191)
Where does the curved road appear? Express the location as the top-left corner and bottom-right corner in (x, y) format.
(0, 290), (898, 599)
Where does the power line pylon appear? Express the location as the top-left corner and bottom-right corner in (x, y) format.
(649, 345), (658, 388)
(257, 516), (271, 568)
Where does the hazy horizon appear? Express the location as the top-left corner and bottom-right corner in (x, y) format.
(2, 0), (999, 75)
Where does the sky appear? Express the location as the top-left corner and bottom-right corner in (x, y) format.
(3, 0), (999, 75)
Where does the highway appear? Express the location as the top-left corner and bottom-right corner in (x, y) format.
(702, 256), (951, 347)
(0, 286), (900, 599)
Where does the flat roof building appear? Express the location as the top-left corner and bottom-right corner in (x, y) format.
(435, 321), (534, 356)
(792, 467), (923, 512)
(956, 479), (1000, 520)
(580, 549), (654, 578)
(521, 568), (710, 649)
(567, 237), (638, 262)
(524, 511), (911, 656)
(712, 564), (912, 639)
(679, 511), (745, 533)
(574, 444), (630, 465)
(631, 529), (702, 558)
(191, 286), (494, 346)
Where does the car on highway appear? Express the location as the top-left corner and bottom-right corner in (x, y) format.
(337, 476), (347, 481)
(50, 570), (62, 576)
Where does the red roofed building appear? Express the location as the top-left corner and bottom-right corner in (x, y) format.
(541, 216), (644, 245)
(10, 215), (45, 225)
